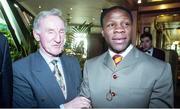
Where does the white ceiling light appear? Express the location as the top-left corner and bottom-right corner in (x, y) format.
(138, 0), (142, 4)
(38, 5), (41, 9)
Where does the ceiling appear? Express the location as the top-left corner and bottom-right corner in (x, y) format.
(12, 0), (180, 52)
(17, 0), (130, 26)
(16, 0), (180, 38)
(16, 0), (180, 26)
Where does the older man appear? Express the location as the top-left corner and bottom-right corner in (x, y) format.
(13, 9), (90, 108)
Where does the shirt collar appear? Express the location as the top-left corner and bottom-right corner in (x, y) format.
(145, 47), (153, 56)
(149, 47), (153, 53)
(108, 44), (133, 58)
(39, 49), (60, 64)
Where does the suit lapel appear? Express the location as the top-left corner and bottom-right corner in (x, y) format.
(103, 52), (116, 72)
(31, 51), (65, 106)
(152, 48), (156, 57)
(60, 54), (74, 101)
(103, 47), (140, 72)
(60, 55), (69, 99)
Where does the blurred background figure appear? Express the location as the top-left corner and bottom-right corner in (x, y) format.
(0, 33), (13, 107)
(140, 32), (165, 61)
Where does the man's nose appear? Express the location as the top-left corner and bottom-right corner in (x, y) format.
(114, 25), (125, 33)
(55, 32), (61, 43)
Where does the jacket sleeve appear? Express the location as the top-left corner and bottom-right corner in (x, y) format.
(149, 63), (174, 107)
(12, 63), (37, 107)
(0, 35), (13, 107)
(79, 61), (91, 99)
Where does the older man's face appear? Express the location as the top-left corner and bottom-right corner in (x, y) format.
(34, 15), (66, 58)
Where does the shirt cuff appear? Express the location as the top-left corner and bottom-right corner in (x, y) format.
(59, 104), (64, 109)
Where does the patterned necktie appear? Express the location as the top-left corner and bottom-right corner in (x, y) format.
(51, 60), (66, 98)
(113, 55), (122, 65)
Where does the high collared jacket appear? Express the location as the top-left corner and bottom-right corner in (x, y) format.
(80, 47), (173, 108)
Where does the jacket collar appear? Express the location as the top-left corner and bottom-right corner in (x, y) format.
(104, 47), (140, 72)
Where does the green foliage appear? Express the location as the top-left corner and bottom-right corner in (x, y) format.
(65, 21), (93, 68)
(0, 23), (22, 61)
(71, 21), (93, 33)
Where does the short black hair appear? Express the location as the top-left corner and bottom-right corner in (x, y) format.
(100, 6), (133, 27)
(140, 32), (152, 41)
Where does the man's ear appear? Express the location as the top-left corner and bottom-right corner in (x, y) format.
(33, 30), (40, 41)
(101, 29), (105, 38)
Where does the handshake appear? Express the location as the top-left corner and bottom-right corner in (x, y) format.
(63, 96), (91, 109)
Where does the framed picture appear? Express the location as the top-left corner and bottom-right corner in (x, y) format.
(144, 27), (150, 33)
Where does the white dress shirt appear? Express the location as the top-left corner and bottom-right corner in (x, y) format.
(145, 47), (153, 56)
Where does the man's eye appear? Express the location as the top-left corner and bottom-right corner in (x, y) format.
(60, 30), (65, 34)
(122, 22), (131, 28)
(146, 40), (150, 43)
(107, 23), (115, 27)
(48, 31), (55, 34)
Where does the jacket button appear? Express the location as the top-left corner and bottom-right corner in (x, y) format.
(113, 74), (118, 79)
(111, 92), (116, 96)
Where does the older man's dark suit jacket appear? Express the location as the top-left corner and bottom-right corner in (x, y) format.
(13, 51), (81, 108)
(0, 34), (13, 107)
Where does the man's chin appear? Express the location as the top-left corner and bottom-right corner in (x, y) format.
(51, 51), (63, 57)
(110, 47), (126, 54)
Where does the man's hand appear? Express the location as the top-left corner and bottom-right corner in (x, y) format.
(64, 96), (91, 109)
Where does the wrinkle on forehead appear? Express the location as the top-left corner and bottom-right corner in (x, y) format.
(39, 15), (65, 31)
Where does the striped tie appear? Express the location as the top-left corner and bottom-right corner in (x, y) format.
(113, 55), (122, 65)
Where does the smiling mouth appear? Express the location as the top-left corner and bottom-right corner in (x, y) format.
(53, 44), (61, 47)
